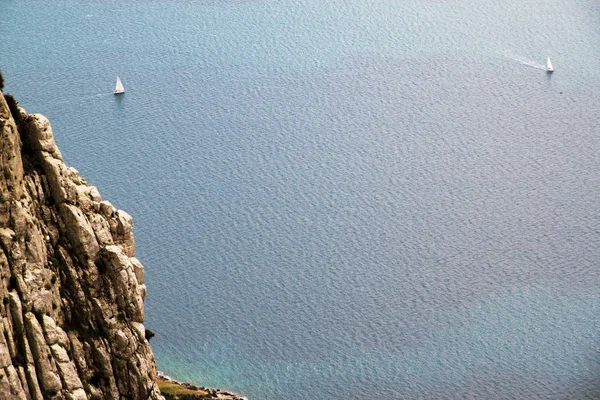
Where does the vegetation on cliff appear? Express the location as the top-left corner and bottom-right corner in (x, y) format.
(157, 375), (242, 400)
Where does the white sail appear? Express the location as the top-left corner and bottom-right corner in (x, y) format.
(546, 56), (553, 73)
(114, 76), (125, 94)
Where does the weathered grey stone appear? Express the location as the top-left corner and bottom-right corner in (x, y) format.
(67, 333), (88, 382)
(130, 257), (145, 285)
(24, 364), (44, 400)
(3, 318), (17, 360)
(42, 314), (60, 345)
(0, 327), (13, 368)
(10, 200), (29, 233)
(8, 292), (24, 334)
(88, 213), (113, 246)
(99, 200), (115, 218)
(16, 366), (32, 400)
(75, 184), (94, 211)
(25, 267), (54, 316)
(0, 227), (15, 252)
(39, 151), (77, 204)
(24, 222), (47, 267)
(57, 246), (88, 309)
(0, 368), (15, 399)
(5, 365), (28, 400)
(103, 246), (145, 322)
(89, 186), (102, 202)
(131, 322), (146, 343)
(0, 94), (163, 399)
(51, 344), (83, 390)
(68, 388), (88, 400)
(91, 342), (121, 399)
(59, 203), (100, 259)
(42, 315), (69, 348)
(110, 209), (136, 256)
(138, 283), (147, 303)
(24, 312), (62, 393)
(65, 166), (83, 185)
(50, 343), (70, 363)
(0, 93), (24, 202)
(112, 328), (135, 358)
(21, 113), (63, 160)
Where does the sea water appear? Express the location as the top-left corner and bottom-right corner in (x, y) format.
(1, 0), (600, 398)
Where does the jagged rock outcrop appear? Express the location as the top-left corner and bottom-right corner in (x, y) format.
(0, 91), (162, 399)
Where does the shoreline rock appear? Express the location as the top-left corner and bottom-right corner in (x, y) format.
(157, 371), (247, 400)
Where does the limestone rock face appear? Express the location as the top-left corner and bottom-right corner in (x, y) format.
(0, 92), (162, 399)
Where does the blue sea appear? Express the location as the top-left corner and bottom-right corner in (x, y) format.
(2, 0), (600, 398)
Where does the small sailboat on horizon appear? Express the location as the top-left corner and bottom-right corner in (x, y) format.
(114, 76), (125, 94)
(546, 56), (554, 73)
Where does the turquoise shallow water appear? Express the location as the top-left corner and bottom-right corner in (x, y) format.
(2, 0), (600, 398)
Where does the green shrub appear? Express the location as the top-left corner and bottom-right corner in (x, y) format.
(43, 388), (58, 399)
(89, 371), (106, 386)
(145, 328), (155, 341)
(4, 94), (21, 123)
(95, 258), (107, 274)
(32, 309), (44, 322)
(7, 275), (17, 291)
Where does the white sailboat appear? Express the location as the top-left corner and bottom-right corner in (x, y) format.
(114, 76), (125, 94)
(546, 56), (554, 73)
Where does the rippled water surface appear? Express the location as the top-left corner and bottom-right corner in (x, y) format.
(2, 0), (600, 398)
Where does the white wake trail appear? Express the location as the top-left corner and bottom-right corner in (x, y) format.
(498, 50), (545, 70)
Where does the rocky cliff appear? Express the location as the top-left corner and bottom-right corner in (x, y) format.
(0, 91), (162, 399)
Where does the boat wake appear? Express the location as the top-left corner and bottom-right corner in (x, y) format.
(91, 93), (114, 99)
(75, 92), (114, 103)
(499, 51), (545, 70)
(44, 92), (115, 107)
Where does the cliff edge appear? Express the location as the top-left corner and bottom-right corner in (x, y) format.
(0, 90), (162, 399)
